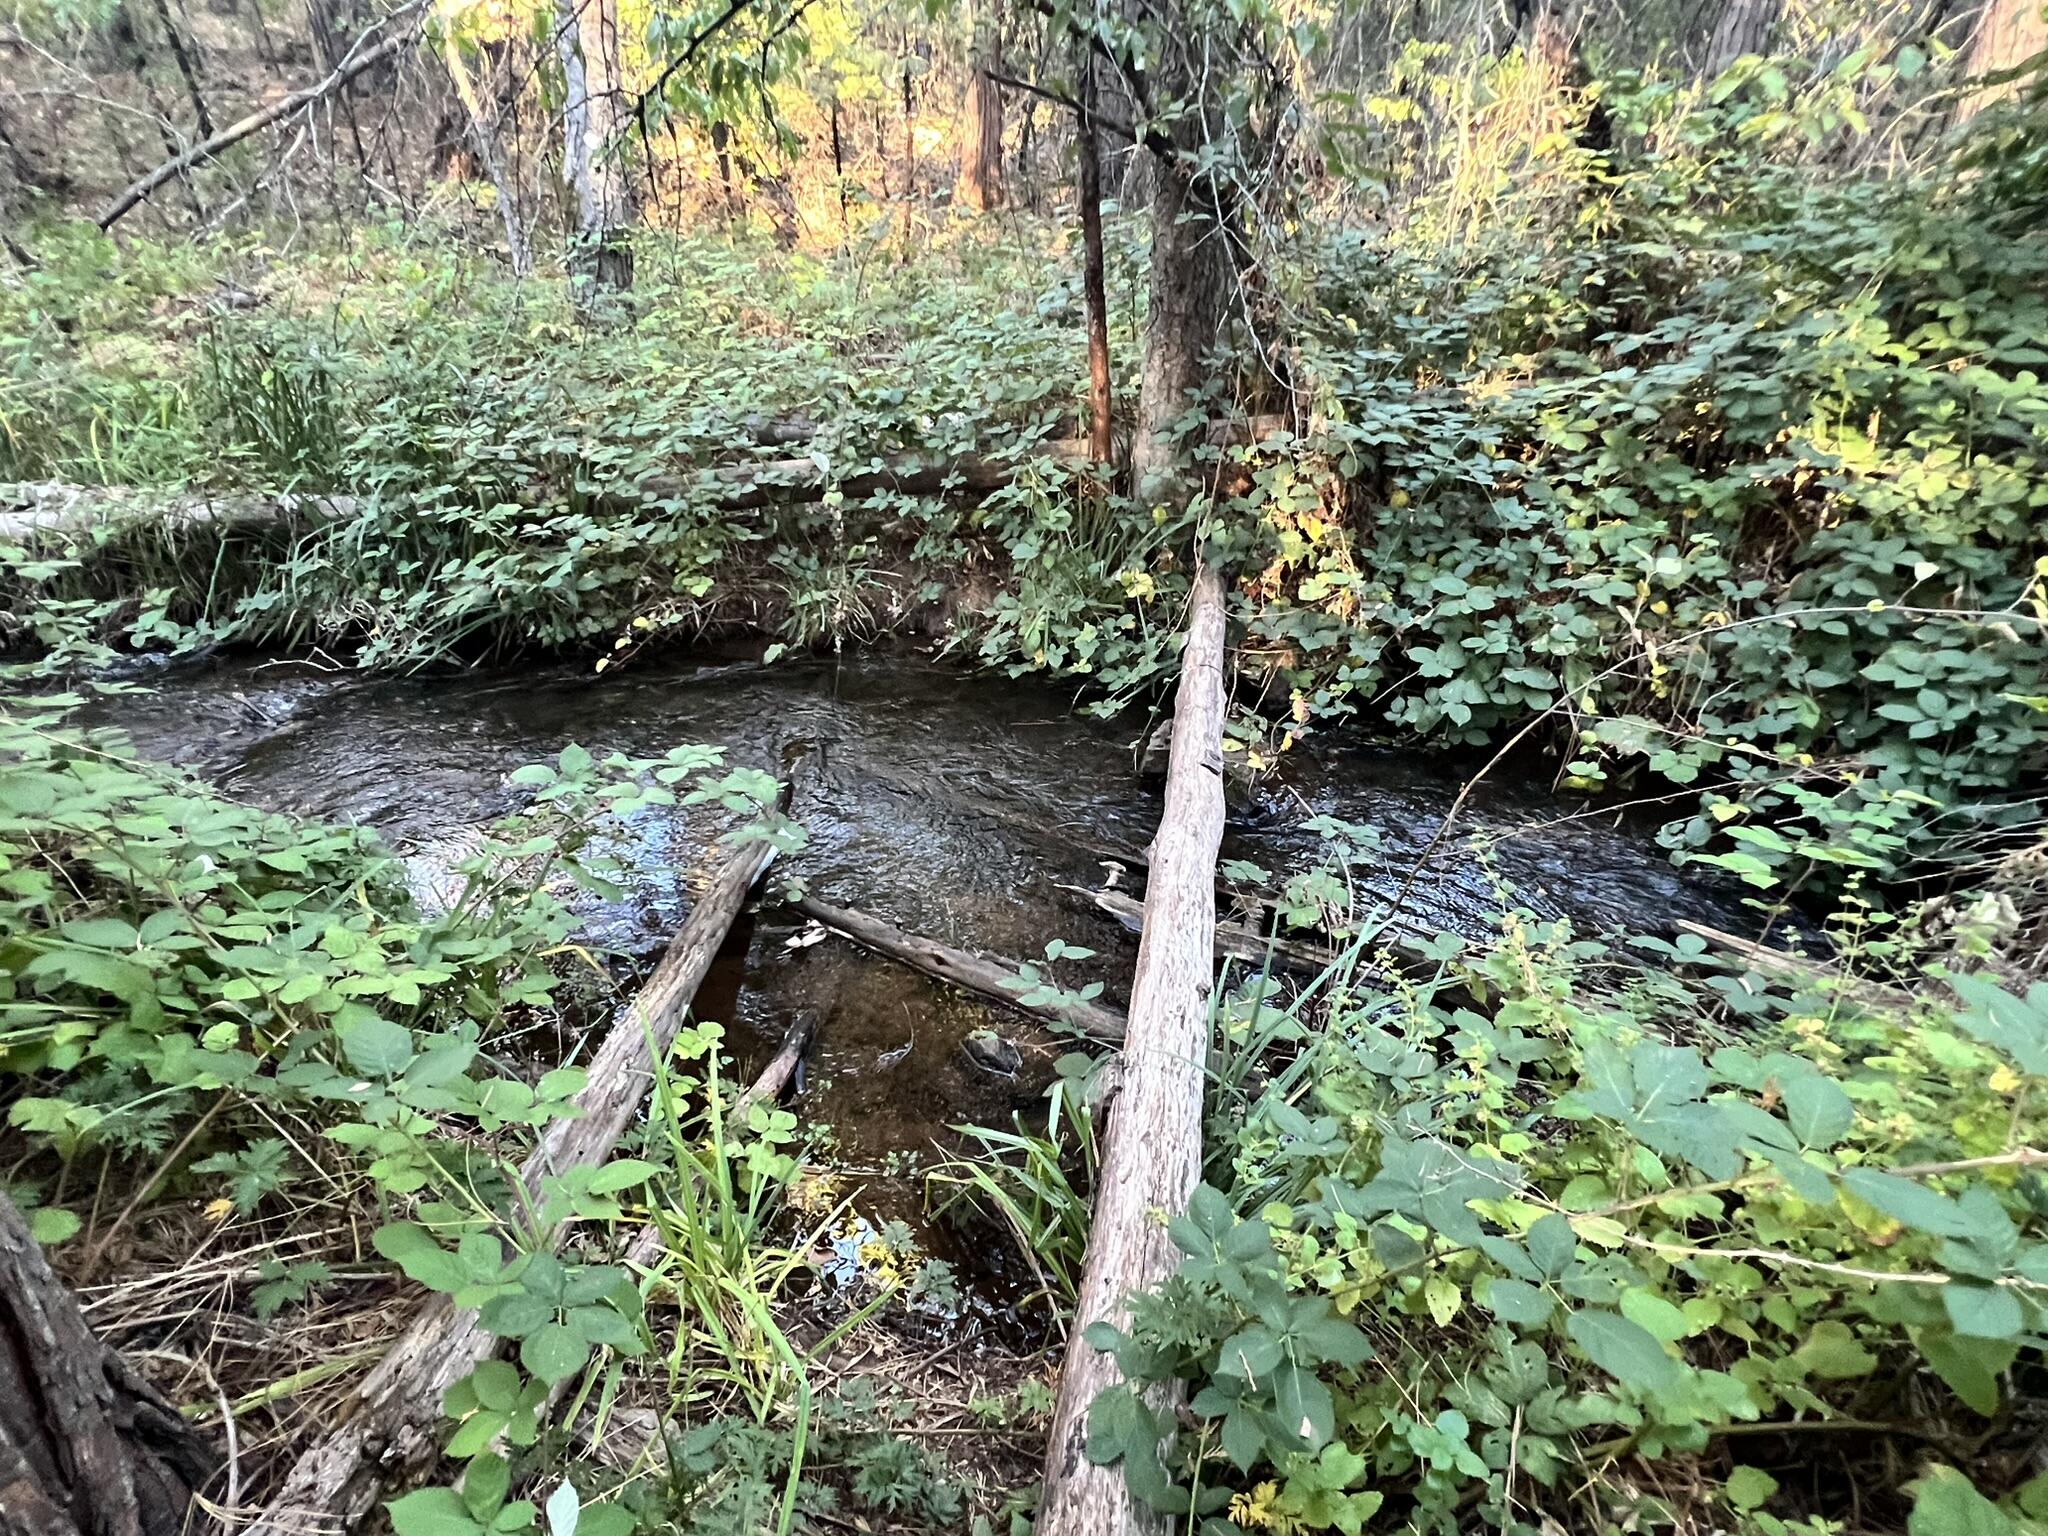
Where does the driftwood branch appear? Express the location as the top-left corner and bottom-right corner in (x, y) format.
(97, 2), (427, 230)
(247, 797), (788, 1536)
(1040, 561), (1229, 1534)
(1675, 920), (1918, 1012)
(793, 895), (1126, 1043)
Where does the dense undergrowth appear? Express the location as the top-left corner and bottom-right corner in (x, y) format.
(6, 73), (2046, 913)
(4, 46), (2048, 1536)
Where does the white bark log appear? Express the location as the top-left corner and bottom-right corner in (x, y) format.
(1037, 560), (1228, 1536)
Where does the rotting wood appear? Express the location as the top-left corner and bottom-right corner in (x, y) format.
(245, 792), (789, 1536)
(0, 1191), (215, 1536)
(793, 895), (1127, 1043)
(0, 416), (1286, 544)
(1039, 561), (1229, 1535)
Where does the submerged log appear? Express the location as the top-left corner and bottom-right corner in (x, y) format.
(0, 1192), (216, 1536)
(0, 416), (1285, 544)
(1078, 884), (1450, 978)
(792, 894), (1127, 1043)
(247, 795), (790, 1536)
(1040, 562), (1229, 1535)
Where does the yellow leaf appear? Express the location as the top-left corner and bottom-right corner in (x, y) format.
(1423, 1274), (1462, 1326)
(203, 1198), (235, 1223)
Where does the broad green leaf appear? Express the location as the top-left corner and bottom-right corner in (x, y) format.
(1567, 1307), (1678, 1390)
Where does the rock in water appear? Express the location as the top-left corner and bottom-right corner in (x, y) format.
(962, 1028), (1022, 1078)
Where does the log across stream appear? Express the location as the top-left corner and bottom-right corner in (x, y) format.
(85, 646), (1757, 1318)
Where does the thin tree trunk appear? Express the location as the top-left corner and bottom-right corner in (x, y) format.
(97, 3), (425, 230)
(556, 0), (634, 303)
(246, 803), (788, 1535)
(1038, 562), (1228, 1536)
(1700, 0), (1783, 74)
(441, 36), (531, 276)
(1131, 157), (1233, 490)
(954, 14), (1004, 211)
(1958, 0), (2048, 118)
(0, 1193), (215, 1536)
(146, 0), (215, 137)
(1078, 50), (1114, 464)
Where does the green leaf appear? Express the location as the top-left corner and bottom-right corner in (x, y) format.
(520, 1321), (592, 1384)
(586, 1159), (659, 1194)
(1840, 1170), (1985, 1239)
(339, 1015), (415, 1078)
(388, 1487), (483, 1536)
(1943, 1283), (2023, 1341)
(1792, 1320), (1877, 1380)
(29, 1207), (81, 1245)
(1908, 1465), (2018, 1536)
(462, 1453), (509, 1522)
(1918, 1328), (2014, 1416)
(1272, 1362), (1335, 1450)
(1727, 1466), (1779, 1512)
(1781, 1074), (1853, 1148)
(1482, 1277), (1553, 1327)
(1566, 1307), (1678, 1391)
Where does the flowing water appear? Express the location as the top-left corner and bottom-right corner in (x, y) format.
(88, 647), (1755, 1319)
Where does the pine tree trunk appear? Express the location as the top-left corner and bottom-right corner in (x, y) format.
(556, 0), (634, 304)
(1958, 0), (2048, 119)
(0, 1194), (214, 1536)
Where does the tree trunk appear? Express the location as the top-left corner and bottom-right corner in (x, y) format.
(1958, 0), (2048, 119)
(1131, 155), (1233, 492)
(954, 18), (1005, 211)
(1700, 0), (1783, 74)
(247, 804), (787, 1535)
(442, 36), (531, 276)
(556, 0), (635, 304)
(0, 1193), (214, 1536)
(1078, 50), (1114, 464)
(1038, 562), (1228, 1536)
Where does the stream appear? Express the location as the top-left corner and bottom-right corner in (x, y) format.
(87, 647), (1755, 1322)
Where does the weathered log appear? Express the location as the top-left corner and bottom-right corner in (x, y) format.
(792, 894), (1127, 1043)
(1077, 883), (1450, 978)
(1040, 561), (1229, 1535)
(1675, 920), (1916, 1013)
(246, 797), (789, 1536)
(0, 416), (1287, 545)
(0, 1191), (215, 1536)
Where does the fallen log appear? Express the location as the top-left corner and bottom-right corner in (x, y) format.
(1675, 920), (1918, 1013)
(792, 894), (1126, 1043)
(246, 795), (789, 1536)
(1040, 562), (1229, 1535)
(1074, 884), (1343, 978)
(0, 416), (1286, 544)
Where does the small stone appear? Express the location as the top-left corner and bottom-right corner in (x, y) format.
(962, 1028), (1022, 1078)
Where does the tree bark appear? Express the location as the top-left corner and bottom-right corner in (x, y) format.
(1078, 49), (1114, 464)
(1958, 0), (2048, 119)
(441, 35), (532, 276)
(1038, 561), (1228, 1536)
(1700, 0), (1783, 75)
(246, 800), (788, 1536)
(0, 1193), (214, 1536)
(793, 895), (1126, 1042)
(954, 15), (1005, 211)
(556, 0), (635, 303)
